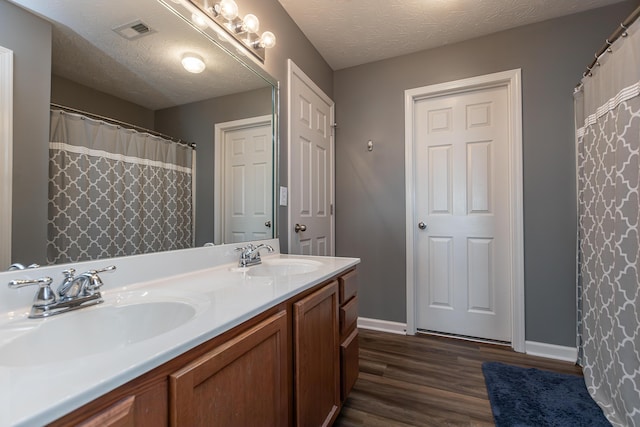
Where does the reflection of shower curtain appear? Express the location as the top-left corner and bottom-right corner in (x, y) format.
(575, 18), (640, 427)
(48, 110), (194, 264)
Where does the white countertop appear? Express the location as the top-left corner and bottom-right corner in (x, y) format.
(0, 251), (359, 427)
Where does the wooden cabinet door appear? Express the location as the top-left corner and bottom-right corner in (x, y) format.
(169, 311), (288, 427)
(293, 281), (340, 427)
(340, 328), (359, 402)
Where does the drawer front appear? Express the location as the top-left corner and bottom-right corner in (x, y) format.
(340, 295), (358, 338)
(340, 328), (359, 402)
(339, 269), (358, 304)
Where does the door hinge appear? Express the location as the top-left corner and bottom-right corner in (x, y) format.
(330, 204), (334, 215)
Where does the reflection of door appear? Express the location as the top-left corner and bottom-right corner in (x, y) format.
(214, 116), (273, 244)
(0, 46), (13, 268)
(405, 70), (524, 349)
(288, 60), (335, 256)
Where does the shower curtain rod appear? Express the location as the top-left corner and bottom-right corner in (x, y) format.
(578, 4), (640, 88)
(50, 103), (196, 149)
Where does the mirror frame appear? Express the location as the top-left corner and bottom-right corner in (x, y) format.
(0, 46), (12, 269)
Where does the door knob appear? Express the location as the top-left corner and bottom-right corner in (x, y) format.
(265, 220), (272, 228)
(294, 223), (307, 233)
(418, 222), (427, 230)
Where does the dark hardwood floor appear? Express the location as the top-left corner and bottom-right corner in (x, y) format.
(334, 328), (583, 426)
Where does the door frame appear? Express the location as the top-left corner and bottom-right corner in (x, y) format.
(0, 46), (13, 269)
(404, 69), (525, 352)
(213, 114), (273, 244)
(287, 59), (336, 255)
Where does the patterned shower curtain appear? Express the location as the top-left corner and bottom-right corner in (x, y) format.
(575, 18), (640, 427)
(48, 109), (194, 264)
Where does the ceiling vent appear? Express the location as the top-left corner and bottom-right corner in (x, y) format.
(113, 20), (156, 40)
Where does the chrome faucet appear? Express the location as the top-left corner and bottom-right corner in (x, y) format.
(8, 265), (116, 318)
(7, 263), (40, 271)
(235, 243), (274, 267)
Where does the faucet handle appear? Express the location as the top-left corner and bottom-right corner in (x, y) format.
(235, 245), (253, 255)
(8, 276), (56, 307)
(92, 265), (116, 274)
(7, 263), (40, 271)
(83, 265), (116, 294)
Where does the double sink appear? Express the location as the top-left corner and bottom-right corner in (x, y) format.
(0, 258), (322, 368)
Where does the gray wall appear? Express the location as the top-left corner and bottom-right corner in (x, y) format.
(51, 75), (155, 129)
(155, 87), (273, 246)
(239, 0), (334, 252)
(333, 1), (638, 347)
(0, 0), (51, 266)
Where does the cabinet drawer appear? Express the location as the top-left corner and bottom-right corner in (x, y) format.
(50, 380), (168, 427)
(339, 269), (358, 304)
(76, 396), (136, 427)
(340, 295), (358, 337)
(340, 328), (359, 402)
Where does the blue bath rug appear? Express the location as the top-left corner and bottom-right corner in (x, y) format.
(482, 362), (610, 426)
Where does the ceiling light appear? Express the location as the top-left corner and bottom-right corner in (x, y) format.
(181, 53), (206, 73)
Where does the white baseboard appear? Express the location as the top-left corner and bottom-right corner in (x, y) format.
(357, 317), (407, 335)
(357, 319), (577, 363)
(525, 341), (578, 363)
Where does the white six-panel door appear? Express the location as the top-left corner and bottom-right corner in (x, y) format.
(214, 117), (273, 244)
(413, 84), (513, 342)
(288, 60), (335, 256)
(406, 71), (523, 349)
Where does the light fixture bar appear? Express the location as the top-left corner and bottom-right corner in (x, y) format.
(185, 0), (275, 63)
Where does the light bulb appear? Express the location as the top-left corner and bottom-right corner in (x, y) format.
(181, 53), (206, 74)
(191, 12), (208, 29)
(242, 14), (259, 33)
(260, 31), (276, 49)
(219, 0), (238, 21)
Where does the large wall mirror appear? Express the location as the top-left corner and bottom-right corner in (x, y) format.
(4, 0), (278, 266)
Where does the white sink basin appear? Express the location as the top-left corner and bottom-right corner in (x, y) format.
(246, 258), (322, 277)
(0, 296), (203, 367)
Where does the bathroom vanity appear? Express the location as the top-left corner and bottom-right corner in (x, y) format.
(0, 241), (359, 426)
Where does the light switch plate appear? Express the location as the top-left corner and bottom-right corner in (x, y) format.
(279, 186), (288, 206)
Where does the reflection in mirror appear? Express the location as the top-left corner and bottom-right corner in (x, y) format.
(5, 0), (278, 266)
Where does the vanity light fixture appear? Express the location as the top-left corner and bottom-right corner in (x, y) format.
(218, 0), (239, 21)
(181, 53), (206, 73)
(164, 0), (276, 63)
(191, 12), (208, 29)
(242, 14), (259, 34)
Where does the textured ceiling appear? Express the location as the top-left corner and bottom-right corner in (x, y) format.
(277, 0), (629, 70)
(9, 0), (270, 110)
